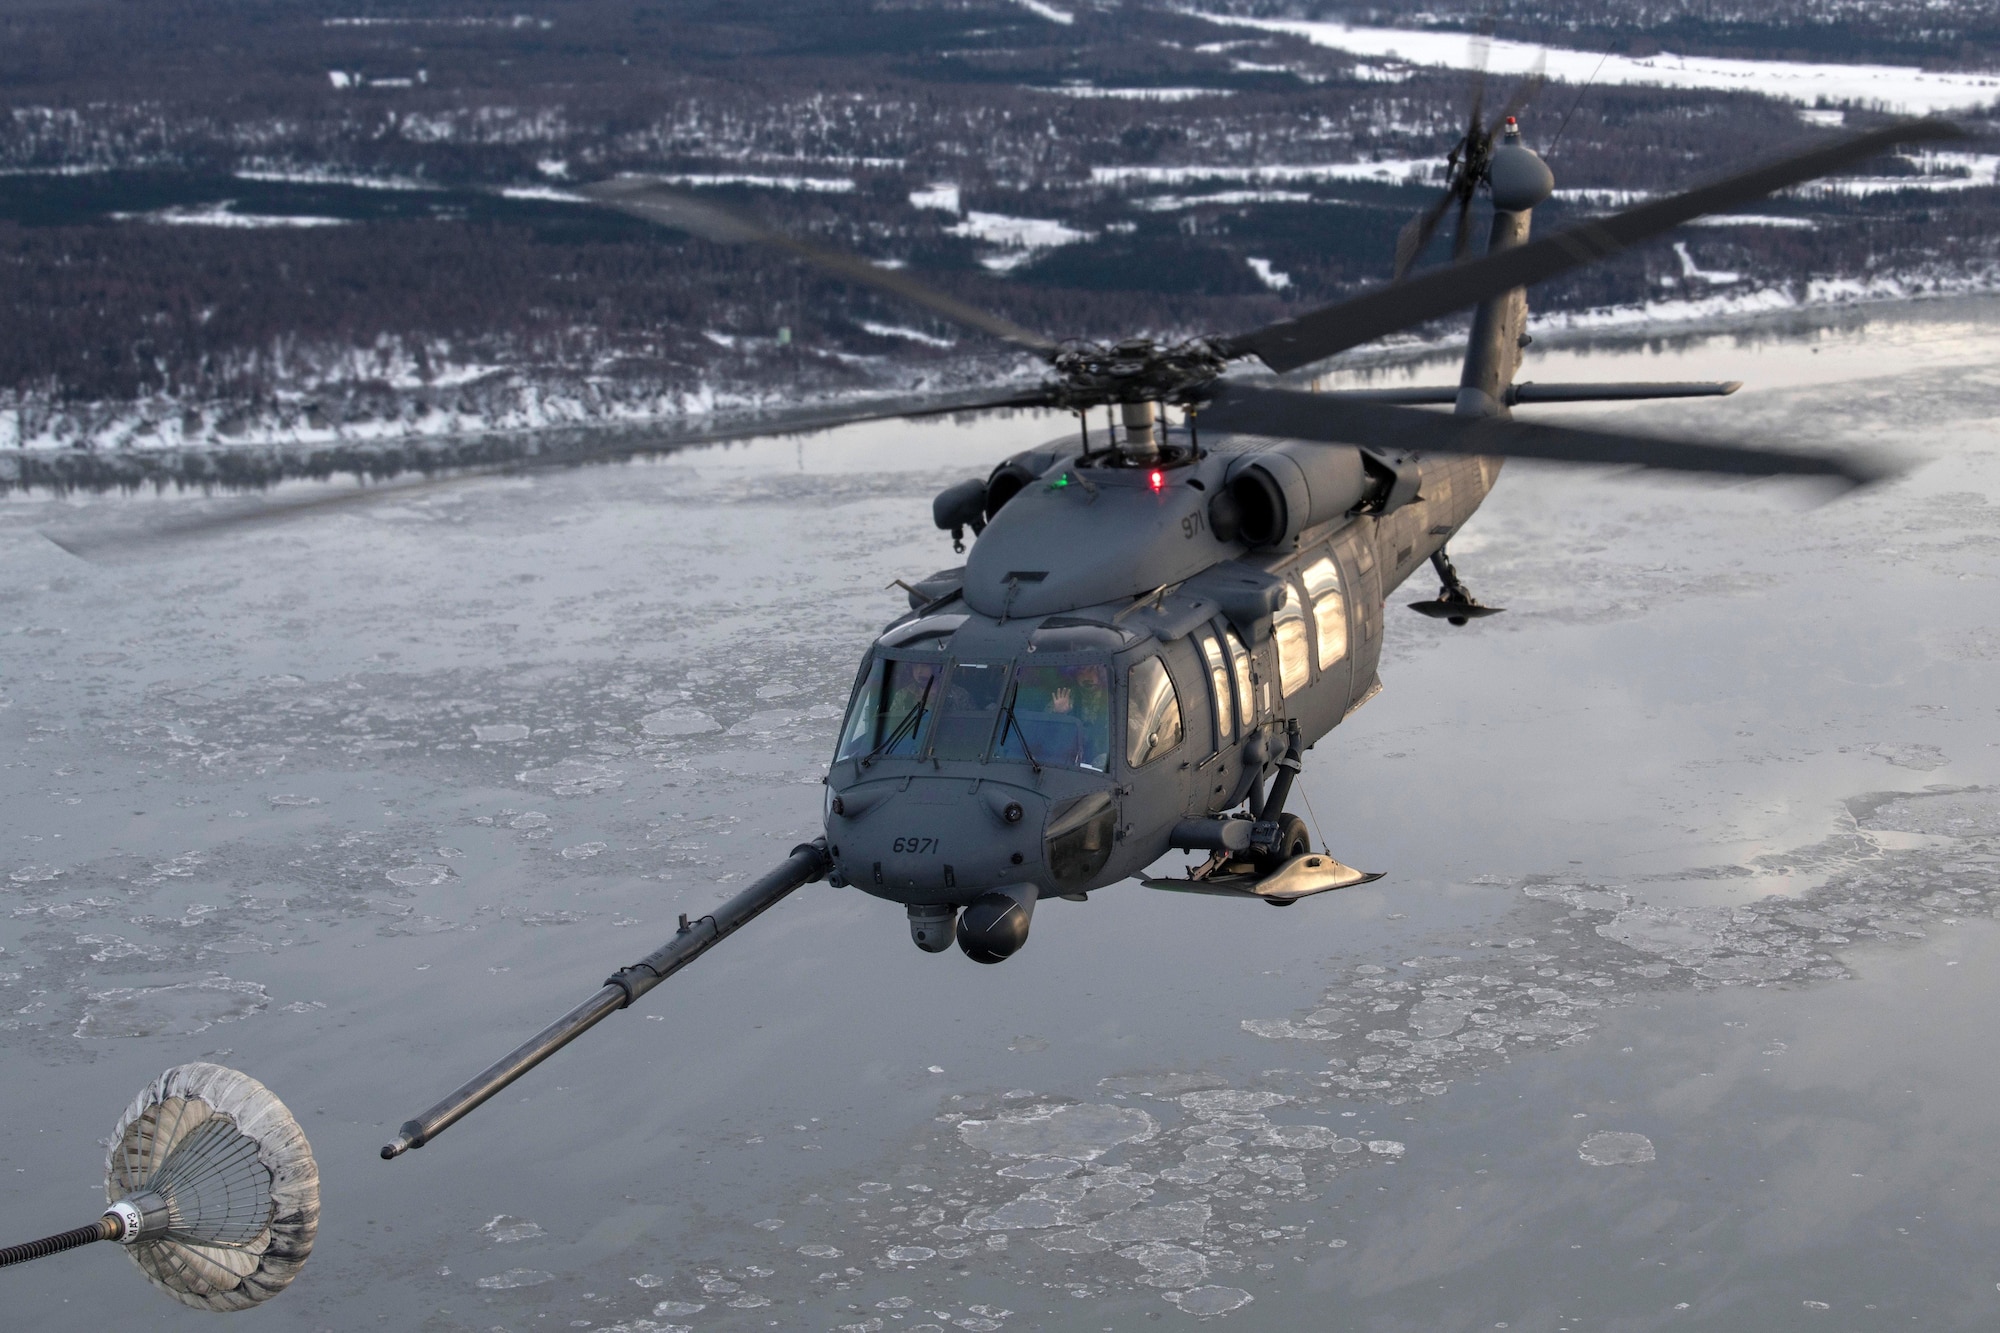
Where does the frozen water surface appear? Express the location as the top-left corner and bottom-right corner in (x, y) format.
(5, 298), (2000, 1329)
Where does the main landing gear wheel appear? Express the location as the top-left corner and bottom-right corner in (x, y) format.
(1255, 813), (1312, 882)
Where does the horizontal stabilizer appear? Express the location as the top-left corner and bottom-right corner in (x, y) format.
(1513, 380), (1741, 402)
(1327, 381), (1741, 406)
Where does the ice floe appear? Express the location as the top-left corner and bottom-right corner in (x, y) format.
(1579, 1131), (1657, 1166)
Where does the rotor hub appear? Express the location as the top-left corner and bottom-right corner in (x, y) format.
(1045, 336), (1230, 412)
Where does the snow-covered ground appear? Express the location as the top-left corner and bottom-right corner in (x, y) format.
(1028, 85), (1236, 101)
(115, 203), (350, 228)
(947, 210), (1093, 272)
(858, 321), (956, 348)
(1246, 256), (1292, 290)
(1093, 160), (1442, 186)
(908, 184), (961, 213)
(640, 172), (855, 193)
(1099, 150), (1992, 200)
(1013, 0), (1073, 24)
(1137, 189), (1317, 210)
(1803, 150), (2000, 196)
(233, 167), (435, 192)
(1197, 11), (2000, 114)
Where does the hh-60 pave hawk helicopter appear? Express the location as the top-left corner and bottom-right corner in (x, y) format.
(33, 115), (1944, 1159)
(362, 113), (1957, 1160)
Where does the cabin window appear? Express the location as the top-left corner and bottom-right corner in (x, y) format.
(1226, 627), (1255, 727)
(836, 656), (941, 761)
(996, 663), (1113, 772)
(1196, 629), (1233, 743)
(1302, 555), (1348, 668)
(1125, 656), (1184, 768)
(1273, 584), (1311, 697)
(930, 661), (1009, 761)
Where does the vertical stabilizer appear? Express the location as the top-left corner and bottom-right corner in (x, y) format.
(1456, 119), (1555, 418)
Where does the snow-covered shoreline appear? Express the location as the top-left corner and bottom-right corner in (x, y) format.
(4, 272), (1995, 493)
(1194, 11), (2000, 114)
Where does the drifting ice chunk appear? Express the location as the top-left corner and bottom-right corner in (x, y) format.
(1580, 1131), (1656, 1166)
(957, 1103), (1157, 1160)
(641, 707), (721, 737)
(1084, 1201), (1210, 1243)
(387, 864), (452, 887)
(76, 977), (268, 1038)
(1178, 1089), (1288, 1116)
(481, 1215), (543, 1243)
(1167, 1285), (1254, 1316)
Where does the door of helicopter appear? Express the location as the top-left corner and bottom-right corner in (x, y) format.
(1331, 519), (1384, 697)
(1191, 624), (1245, 814)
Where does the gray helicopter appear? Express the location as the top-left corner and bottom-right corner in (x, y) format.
(140, 114), (1923, 1159)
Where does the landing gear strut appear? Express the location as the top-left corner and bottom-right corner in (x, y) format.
(1409, 547), (1503, 626)
(1248, 720), (1310, 876)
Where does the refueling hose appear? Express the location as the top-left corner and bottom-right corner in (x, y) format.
(0, 1215), (119, 1268)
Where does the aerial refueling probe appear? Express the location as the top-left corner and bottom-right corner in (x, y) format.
(382, 839), (832, 1158)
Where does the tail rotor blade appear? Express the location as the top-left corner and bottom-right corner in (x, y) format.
(1496, 52), (1548, 128)
(1451, 188), (1478, 262)
(1395, 186), (1458, 280)
(1465, 19), (1491, 141)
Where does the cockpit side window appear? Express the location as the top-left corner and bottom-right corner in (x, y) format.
(835, 656), (940, 761)
(1125, 655), (1184, 769)
(998, 663), (1113, 772)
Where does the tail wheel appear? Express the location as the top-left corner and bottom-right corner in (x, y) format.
(1256, 813), (1312, 876)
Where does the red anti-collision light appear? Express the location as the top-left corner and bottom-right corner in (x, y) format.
(1149, 469), (1165, 492)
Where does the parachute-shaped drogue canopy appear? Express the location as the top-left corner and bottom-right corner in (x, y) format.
(0, 1062), (319, 1312)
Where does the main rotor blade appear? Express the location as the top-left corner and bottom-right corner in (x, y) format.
(1221, 118), (1964, 374)
(39, 383), (1061, 556)
(1196, 382), (1895, 488)
(581, 178), (1062, 359)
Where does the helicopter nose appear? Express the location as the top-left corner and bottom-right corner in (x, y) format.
(825, 778), (1046, 898)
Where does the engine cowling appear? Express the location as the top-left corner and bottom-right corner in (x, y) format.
(1222, 445), (1369, 548)
(983, 446), (1073, 521)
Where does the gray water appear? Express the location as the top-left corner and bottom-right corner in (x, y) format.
(3, 296), (1999, 1332)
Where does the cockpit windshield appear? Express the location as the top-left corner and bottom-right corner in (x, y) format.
(995, 663), (1112, 772)
(835, 654), (1113, 771)
(835, 657), (940, 761)
(931, 661), (1008, 761)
